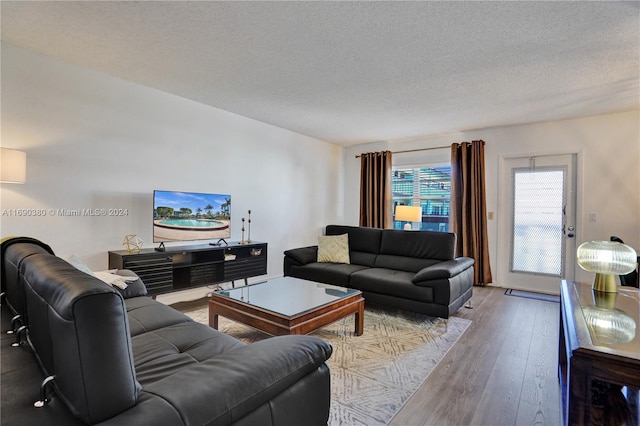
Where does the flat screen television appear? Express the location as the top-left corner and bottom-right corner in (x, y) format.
(153, 190), (231, 245)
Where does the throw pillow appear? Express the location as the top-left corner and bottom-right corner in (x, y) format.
(317, 234), (350, 264)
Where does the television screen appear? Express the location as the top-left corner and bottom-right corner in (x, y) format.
(153, 190), (231, 243)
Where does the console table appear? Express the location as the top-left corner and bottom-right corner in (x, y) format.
(108, 242), (267, 296)
(559, 280), (639, 425)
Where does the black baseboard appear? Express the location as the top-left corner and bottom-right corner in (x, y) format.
(504, 288), (559, 303)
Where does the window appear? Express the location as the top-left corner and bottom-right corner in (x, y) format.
(510, 167), (565, 276)
(392, 165), (451, 231)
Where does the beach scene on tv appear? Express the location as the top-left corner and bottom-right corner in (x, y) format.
(153, 191), (231, 242)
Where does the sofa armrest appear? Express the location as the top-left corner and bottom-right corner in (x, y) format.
(284, 246), (318, 266)
(142, 335), (332, 425)
(412, 257), (475, 285)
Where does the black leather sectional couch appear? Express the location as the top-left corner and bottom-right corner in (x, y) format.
(284, 225), (475, 318)
(1, 238), (332, 426)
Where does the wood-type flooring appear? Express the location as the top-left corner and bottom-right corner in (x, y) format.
(390, 285), (562, 426)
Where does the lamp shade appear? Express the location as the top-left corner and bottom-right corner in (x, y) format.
(0, 148), (26, 184)
(576, 241), (637, 275)
(395, 205), (421, 223)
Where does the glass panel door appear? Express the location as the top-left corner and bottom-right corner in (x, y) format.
(498, 154), (577, 295)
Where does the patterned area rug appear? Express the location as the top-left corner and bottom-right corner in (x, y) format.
(184, 305), (471, 426)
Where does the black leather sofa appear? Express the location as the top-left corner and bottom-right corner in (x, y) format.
(1, 238), (332, 426)
(284, 225), (475, 318)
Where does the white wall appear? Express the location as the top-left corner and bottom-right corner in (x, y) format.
(343, 110), (640, 285)
(0, 44), (342, 302)
(2, 43), (638, 298)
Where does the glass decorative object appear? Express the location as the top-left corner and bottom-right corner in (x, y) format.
(582, 291), (636, 346)
(576, 241), (637, 293)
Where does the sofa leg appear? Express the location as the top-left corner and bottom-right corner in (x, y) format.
(7, 314), (21, 334)
(465, 299), (473, 309)
(11, 325), (27, 347)
(34, 376), (56, 408)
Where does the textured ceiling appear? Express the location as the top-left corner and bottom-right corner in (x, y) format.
(1, 1), (638, 145)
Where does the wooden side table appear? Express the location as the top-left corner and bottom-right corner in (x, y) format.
(559, 280), (640, 425)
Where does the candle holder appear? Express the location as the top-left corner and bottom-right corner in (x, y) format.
(240, 218), (246, 244)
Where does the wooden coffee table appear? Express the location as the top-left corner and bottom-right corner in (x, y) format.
(209, 276), (364, 336)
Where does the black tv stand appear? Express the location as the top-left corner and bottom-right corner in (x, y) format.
(108, 241), (268, 296)
(210, 238), (228, 247)
(155, 242), (166, 252)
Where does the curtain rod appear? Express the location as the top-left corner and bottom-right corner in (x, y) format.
(355, 145), (450, 158)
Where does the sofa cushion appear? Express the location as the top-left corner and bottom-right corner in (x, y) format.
(132, 321), (245, 386)
(139, 336), (331, 426)
(374, 229), (457, 272)
(326, 225), (382, 255)
(379, 229), (456, 260)
(125, 297), (192, 337)
(286, 262), (368, 287)
(375, 255), (440, 273)
(349, 251), (378, 267)
(317, 234), (350, 264)
(350, 268), (434, 303)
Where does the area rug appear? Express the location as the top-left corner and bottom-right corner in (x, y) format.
(183, 305), (471, 426)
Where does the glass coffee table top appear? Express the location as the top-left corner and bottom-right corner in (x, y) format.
(215, 276), (361, 317)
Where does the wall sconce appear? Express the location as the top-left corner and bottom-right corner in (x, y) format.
(577, 240), (638, 293)
(395, 205), (422, 230)
(0, 148), (27, 184)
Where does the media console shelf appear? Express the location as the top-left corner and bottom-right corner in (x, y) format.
(108, 242), (267, 296)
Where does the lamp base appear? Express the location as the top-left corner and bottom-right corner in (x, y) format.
(593, 273), (618, 293)
(403, 223), (412, 230)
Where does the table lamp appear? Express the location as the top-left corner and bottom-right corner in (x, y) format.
(395, 205), (421, 230)
(576, 240), (637, 293)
